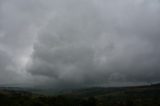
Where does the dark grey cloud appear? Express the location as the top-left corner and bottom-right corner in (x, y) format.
(0, 0), (160, 88)
(28, 0), (160, 88)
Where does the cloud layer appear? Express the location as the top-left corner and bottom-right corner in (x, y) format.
(0, 0), (160, 88)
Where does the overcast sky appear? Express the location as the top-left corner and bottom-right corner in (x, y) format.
(0, 0), (160, 88)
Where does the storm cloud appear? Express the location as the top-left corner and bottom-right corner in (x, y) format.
(0, 0), (160, 88)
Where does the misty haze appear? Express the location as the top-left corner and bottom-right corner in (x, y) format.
(0, 0), (160, 106)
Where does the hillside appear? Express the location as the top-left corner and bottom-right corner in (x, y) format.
(0, 84), (160, 106)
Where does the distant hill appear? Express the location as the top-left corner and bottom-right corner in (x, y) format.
(60, 83), (160, 97)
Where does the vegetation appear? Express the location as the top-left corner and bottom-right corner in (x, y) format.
(0, 84), (160, 106)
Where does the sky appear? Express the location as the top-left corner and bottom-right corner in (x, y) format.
(0, 0), (160, 89)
